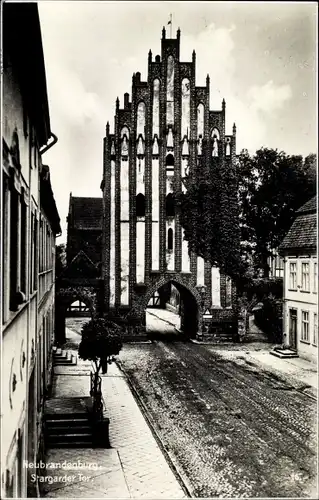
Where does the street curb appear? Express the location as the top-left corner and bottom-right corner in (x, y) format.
(190, 339), (236, 346)
(116, 359), (194, 498)
(296, 386), (317, 401)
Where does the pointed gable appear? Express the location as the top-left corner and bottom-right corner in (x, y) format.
(62, 250), (100, 279)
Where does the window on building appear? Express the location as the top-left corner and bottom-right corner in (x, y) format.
(136, 193), (145, 217)
(197, 103), (204, 138)
(37, 336), (42, 410)
(33, 218), (38, 291)
(34, 136), (38, 170)
(313, 313), (318, 346)
(314, 262), (317, 293)
(166, 55), (174, 125)
(166, 154), (174, 171)
(167, 228), (173, 251)
(301, 311), (309, 342)
(20, 195), (27, 294)
(39, 218), (54, 300)
(211, 128), (220, 158)
(301, 262), (310, 291)
(11, 130), (20, 169)
(30, 213), (34, 294)
(275, 254), (284, 278)
(152, 79), (160, 137)
(9, 187), (18, 311)
(17, 429), (23, 497)
(39, 219), (44, 297)
(68, 300), (90, 312)
(147, 290), (160, 307)
(136, 102), (146, 138)
(120, 127), (129, 157)
(289, 262), (297, 290)
(22, 97), (28, 139)
(47, 226), (52, 288)
(165, 193), (175, 217)
(181, 78), (190, 138)
(2, 176), (9, 321)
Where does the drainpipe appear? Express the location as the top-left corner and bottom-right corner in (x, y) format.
(39, 133), (58, 155)
(40, 134), (62, 238)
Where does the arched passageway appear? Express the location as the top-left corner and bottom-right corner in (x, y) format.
(145, 280), (199, 340)
(55, 287), (97, 344)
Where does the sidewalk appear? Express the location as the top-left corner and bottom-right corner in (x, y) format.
(42, 328), (187, 499)
(206, 345), (318, 398)
(248, 351), (318, 391)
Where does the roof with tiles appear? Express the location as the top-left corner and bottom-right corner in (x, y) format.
(279, 196), (317, 253)
(296, 196), (317, 214)
(70, 197), (103, 230)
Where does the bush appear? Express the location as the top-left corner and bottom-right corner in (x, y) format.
(245, 277), (283, 303)
(254, 294), (283, 343)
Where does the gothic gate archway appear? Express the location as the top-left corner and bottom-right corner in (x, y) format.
(55, 284), (102, 344)
(128, 274), (203, 339)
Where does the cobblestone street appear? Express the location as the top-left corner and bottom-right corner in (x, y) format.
(118, 332), (317, 498)
(66, 317), (317, 498)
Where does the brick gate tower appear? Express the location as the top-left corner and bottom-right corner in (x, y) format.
(101, 27), (238, 339)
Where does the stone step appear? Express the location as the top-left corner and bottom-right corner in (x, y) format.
(270, 349), (299, 359)
(47, 433), (92, 443)
(45, 413), (89, 421)
(53, 350), (77, 360)
(53, 349), (68, 357)
(47, 441), (93, 448)
(47, 425), (91, 434)
(53, 355), (77, 366)
(45, 417), (89, 425)
(53, 360), (77, 366)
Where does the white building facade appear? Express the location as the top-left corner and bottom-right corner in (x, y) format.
(1, 4), (61, 497)
(279, 197), (317, 363)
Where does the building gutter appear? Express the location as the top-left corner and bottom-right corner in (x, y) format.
(39, 132), (58, 156)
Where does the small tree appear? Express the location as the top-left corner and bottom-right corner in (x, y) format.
(78, 318), (123, 408)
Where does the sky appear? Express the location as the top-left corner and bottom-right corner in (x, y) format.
(37, 1), (317, 241)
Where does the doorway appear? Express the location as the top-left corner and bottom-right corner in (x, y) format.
(289, 308), (297, 350)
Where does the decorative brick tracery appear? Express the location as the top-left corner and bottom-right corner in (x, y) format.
(102, 28), (238, 339)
